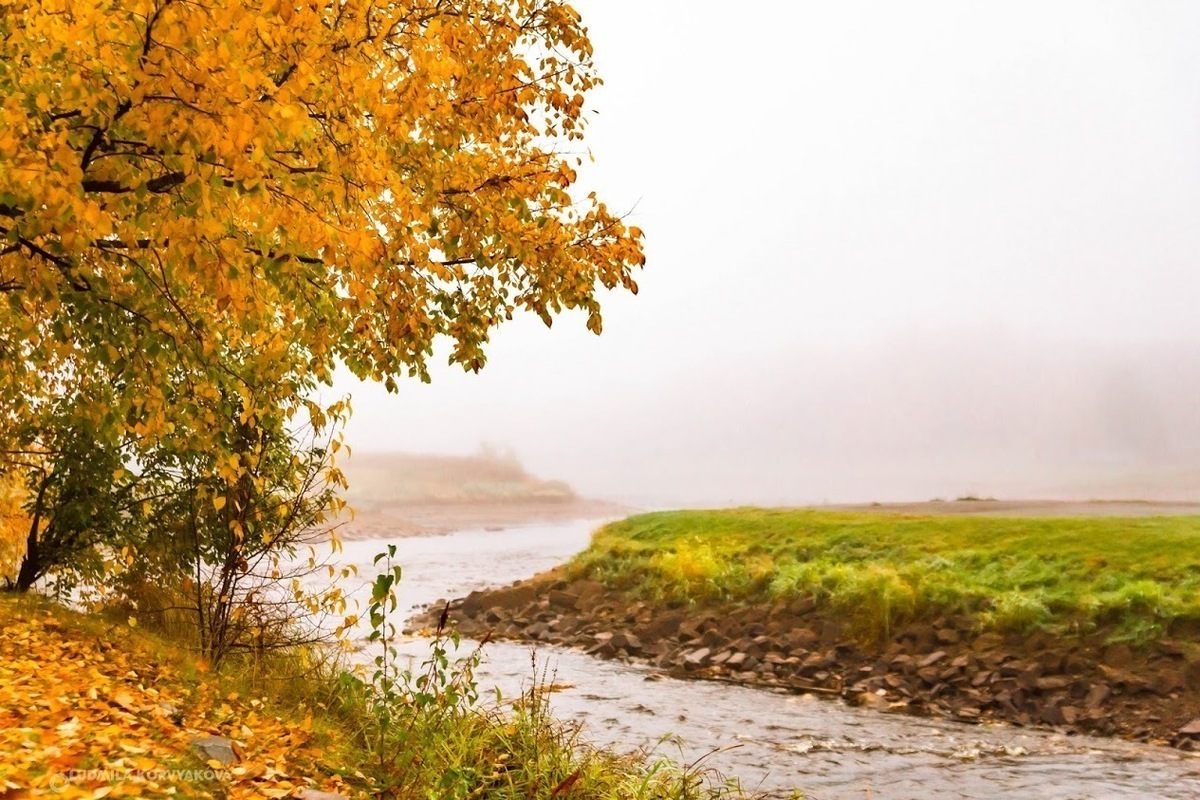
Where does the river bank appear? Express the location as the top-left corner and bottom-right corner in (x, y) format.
(0, 573), (749, 799)
(420, 507), (1200, 749)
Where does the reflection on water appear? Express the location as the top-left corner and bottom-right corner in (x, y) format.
(311, 521), (1200, 799)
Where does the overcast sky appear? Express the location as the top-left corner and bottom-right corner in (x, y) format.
(335, 1), (1200, 507)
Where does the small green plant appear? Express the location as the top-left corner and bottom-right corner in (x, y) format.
(364, 543), (404, 770)
(356, 544), (487, 798)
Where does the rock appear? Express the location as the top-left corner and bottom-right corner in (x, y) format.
(574, 580), (607, 603)
(787, 596), (817, 616)
(677, 619), (704, 642)
(1099, 664), (1150, 692)
(936, 628), (961, 645)
(1038, 651), (1065, 674)
(683, 648), (712, 668)
(918, 651), (948, 669)
(801, 651), (833, 672)
(1040, 705), (1067, 726)
(1062, 651), (1090, 673)
(916, 667), (941, 686)
(641, 611), (684, 641)
(588, 641), (617, 658)
(1034, 676), (1071, 692)
(488, 584), (538, 612)
(461, 590), (489, 617)
(854, 692), (890, 711)
(191, 734), (237, 765)
(547, 590), (579, 609)
(971, 632), (1005, 652)
(1085, 683), (1111, 708)
(784, 628), (820, 650)
(611, 632), (644, 654)
(1158, 639), (1185, 656)
(1103, 643), (1134, 670)
(1026, 631), (1054, 651)
(710, 650), (733, 666)
(725, 652), (747, 668)
(1153, 668), (1186, 695)
(1178, 718), (1200, 736)
(1000, 659), (1037, 678)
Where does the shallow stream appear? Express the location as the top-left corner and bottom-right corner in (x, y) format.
(317, 520), (1200, 799)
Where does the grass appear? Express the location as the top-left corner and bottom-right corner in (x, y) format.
(566, 509), (1200, 643)
(0, 591), (760, 799)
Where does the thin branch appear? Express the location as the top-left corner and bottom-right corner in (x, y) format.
(82, 171), (185, 195)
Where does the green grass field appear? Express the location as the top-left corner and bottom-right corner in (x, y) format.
(567, 509), (1200, 643)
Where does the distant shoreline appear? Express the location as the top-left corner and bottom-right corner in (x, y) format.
(336, 498), (629, 539)
(333, 450), (631, 538)
(817, 498), (1200, 517)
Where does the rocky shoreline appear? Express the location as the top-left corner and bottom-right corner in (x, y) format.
(414, 568), (1200, 749)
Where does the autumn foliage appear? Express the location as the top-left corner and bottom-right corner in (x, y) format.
(0, 0), (642, 601)
(1, 0), (643, 423)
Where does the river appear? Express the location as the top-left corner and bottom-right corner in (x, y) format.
(316, 519), (1200, 799)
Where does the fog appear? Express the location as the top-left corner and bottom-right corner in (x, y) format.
(337, 1), (1200, 508)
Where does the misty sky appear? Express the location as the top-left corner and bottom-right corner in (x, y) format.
(335, 1), (1200, 507)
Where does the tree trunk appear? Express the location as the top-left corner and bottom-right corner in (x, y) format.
(14, 526), (40, 591)
(13, 473), (51, 592)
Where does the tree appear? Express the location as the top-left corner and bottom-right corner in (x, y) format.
(0, 0), (643, 603)
(123, 389), (352, 666)
(2, 368), (146, 593)
(0, 0), (644, 453)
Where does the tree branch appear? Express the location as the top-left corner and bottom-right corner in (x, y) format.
(82, 171), (185, 195)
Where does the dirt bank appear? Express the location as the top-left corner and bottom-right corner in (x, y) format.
(419, 568), (1200, 749)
